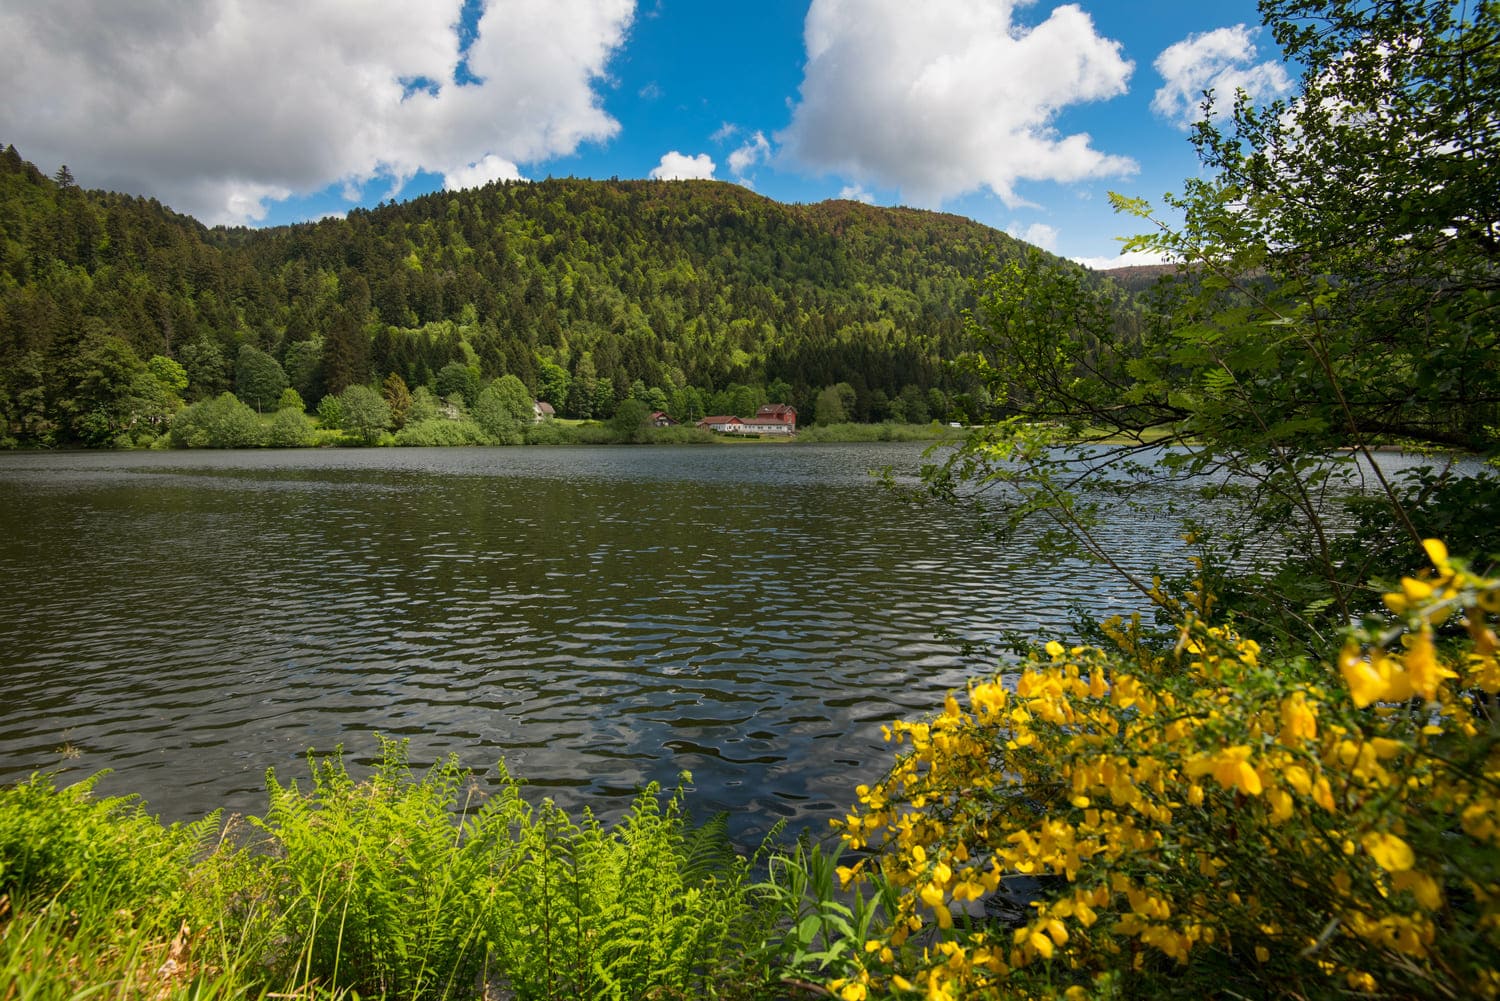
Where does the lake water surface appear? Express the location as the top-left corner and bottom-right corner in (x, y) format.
(0, 443), (1186, 842)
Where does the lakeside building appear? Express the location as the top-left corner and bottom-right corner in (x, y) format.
(696, 405), (797, 436)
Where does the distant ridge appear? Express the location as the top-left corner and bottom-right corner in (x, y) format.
(0, 146), (1132, 446)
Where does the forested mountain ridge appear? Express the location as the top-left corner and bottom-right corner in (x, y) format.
(0, 144), (1125, 446)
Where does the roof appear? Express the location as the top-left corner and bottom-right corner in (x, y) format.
(757, 404), (797, 417)
(698, 415), (741, 424)
(533, 401), (556, 414)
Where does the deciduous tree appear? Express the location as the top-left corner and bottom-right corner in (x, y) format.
(337, 384), (391, 445)
(234, 344), (288, 413)
(941, 0), (1500, 646)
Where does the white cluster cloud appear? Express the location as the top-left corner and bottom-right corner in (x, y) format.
(1152, 24), (1293, 127)
(781, 0), (1137, 207)
(727, 131), (772, 182)
(0, 0), (635, 224)
(838, 184), (875, 204)
(650, 151), (716, 180)
(1008, 222), (1060, 252)
(443, 155), (525, 192)
(1071, 248), (1172, 270)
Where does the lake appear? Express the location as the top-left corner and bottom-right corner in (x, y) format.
(0, 442), (1188, 843)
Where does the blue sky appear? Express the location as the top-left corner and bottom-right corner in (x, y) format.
(0, 1), (1295, 268)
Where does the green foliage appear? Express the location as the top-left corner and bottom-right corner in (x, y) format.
(60, 333), (148, 446)
(750, 838), (899, 987)
(435, 362), (481, 407)
(475, 776), (768, 1000)
(937, 0), (1500, 650)
(537, 359), (571, 415)
(394, 417), (492, 446)
(0, 741), (812, 1000)
(609, 398), (653, 443)
(234, 344), (288, 412)
(797, 422), (953, 443)
(1, 145), (1067, 447)
(239, 739), (495, 999)
(525, 419), (581, 445)
(337, 384), (391, 445)
(315, 392), (343, 429)
(169, 391), (264, 448)
(814, 383), (855, 425)
(283, 337), (325, 405)
(267, 406), (314, 447)
(642, 424), (717, 445)
(0, 771), (214, 922)
(407, 384), (442, 424)
(471, 374), (533, 445)
(146, 355), (189, 396)
(275, 386), (305, 413)
(382, 371), (412, 428)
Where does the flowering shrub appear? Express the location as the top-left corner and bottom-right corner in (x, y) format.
(832, 540), (1500, 999)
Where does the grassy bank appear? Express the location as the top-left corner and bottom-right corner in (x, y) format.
(0, 739), (878, 1001)
(135, 417), (960, 449)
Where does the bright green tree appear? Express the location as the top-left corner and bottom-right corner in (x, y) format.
(169, 392), (264, 448)
(268, 406), (314, 447)
(407, 385), (440, 424)
(337, 385), (390, 445)
(145, 355), (188, 397)
(537, 358), (570, 412)
(472, 375), (533, 445)
(315, 393), (343, 430)
(130, 354), (189, 432)
(568, 353), (598, 419)
(283, 337), (324, 405)
(276, 387), (305, 413)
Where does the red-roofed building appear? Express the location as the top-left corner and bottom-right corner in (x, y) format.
(697, 415), (743, 432)
(696, 405), (797, 436)
(755, 404), (797, 430)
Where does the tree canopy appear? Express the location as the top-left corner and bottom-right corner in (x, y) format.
(941, 0), (1499, 646)
(0, 147), (1102, 446)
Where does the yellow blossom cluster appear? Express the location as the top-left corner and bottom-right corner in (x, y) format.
(830, 540), (1500, 1000)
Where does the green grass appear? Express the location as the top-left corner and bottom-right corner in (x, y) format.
(0, 739), (844, 1001)
(794, 422), (960, 443)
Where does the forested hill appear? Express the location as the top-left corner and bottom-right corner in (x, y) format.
(0, 144), (1106, 445)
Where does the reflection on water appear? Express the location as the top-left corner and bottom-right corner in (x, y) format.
(0, 443), (1184, 842)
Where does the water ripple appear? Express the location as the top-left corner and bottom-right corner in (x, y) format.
(0, 443), (1200, 844)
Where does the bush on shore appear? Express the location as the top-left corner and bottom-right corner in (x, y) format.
(828, 540), (1500, 1000)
